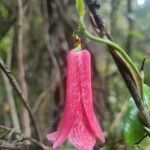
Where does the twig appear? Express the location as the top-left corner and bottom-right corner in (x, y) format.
(0, 130), (11, 139)
(0, 125), (51, 150)
(33, 92), (46, 114)
(84, 0), (150, 127)
(144, 126), (150, 136)
(16, 0), (31, 137)
(0, 57), (40, 141)
(0, 139), (22, 150)
(85, 0), (112, 39)
(1, 40), (21, 133)
(110, 102), (128, 132)
(2, 73), (21, 133)
(125, 0), (133, 55)
(140, 56), (150, 72)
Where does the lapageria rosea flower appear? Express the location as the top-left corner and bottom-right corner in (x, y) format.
(47, 49), (105, 150)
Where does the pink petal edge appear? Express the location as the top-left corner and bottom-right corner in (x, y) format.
(79, 50), (105, 143)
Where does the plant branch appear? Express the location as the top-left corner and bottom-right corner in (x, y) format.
(16, 0), (31, 137)
(0, 139), (22, 150)
(83, 0), (143, 98)
(0, 57), (40, 141)
(76, 0), (150, 127)
(0, 125), (50, 150)
(83, 16), (150, 128)
(1, 39), (21, 133)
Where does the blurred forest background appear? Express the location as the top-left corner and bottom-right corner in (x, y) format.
(0, 0), (150, 149)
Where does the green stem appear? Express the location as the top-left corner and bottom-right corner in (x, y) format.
(84, 31), (140, 77)
(144, 126), (150, 136)
(141, 79), (144, 101)
(79, 16), (143, 99)
(85, 30), (143, 97)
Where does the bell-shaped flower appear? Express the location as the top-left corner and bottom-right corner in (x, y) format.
(47, 50), (105, 150)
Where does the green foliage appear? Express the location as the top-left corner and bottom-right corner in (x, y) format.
(76, 0), (85, 16)
(0, 35), (10, 59)
(124, 99), (145, 145)
(123, 84), (150, 146)
(143, 84), (150, 111)
(137, 137), (150, 150)
(129, 29), (144, 40)
(0, 2), (8, 17)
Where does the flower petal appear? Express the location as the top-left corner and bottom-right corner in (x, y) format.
(47, 50), (82, 148)
(79, 50), (105, 143)
(68, 103), (96, 150)
(47, 132), (57, 141)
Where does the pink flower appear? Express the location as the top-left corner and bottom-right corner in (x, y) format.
(47, 50), (105, 150)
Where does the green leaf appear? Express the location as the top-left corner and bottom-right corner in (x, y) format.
(129, 29), (144, 40)
(137, 137), (150, 150)
(76, 0), (85, 16)
(124, 99), (145, 145)
(0, 35), (10, 59)
(143, 84), (150, 111)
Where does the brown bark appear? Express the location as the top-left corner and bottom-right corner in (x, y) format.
(2, 48), (21, 132)
(16, 0), (31, 136)
(125, 0), (133, 55)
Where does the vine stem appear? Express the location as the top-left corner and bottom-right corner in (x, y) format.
(76, 0), (150, 128)
(79, 16), (144, 100)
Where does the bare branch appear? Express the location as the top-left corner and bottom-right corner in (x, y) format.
(2, 40), (21, 133)
(0, 140), (22, 150)
(0, 57), (40, 141)
(16, 0), (31, 137)
(0, 125), (51, 150)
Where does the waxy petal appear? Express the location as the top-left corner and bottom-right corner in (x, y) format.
(48, 51), (82, 148)
(68, 101), (95, 150)
(47, 49), (105, 149)
(78, 50), (105, 143)
(47, 132), (57, 141)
